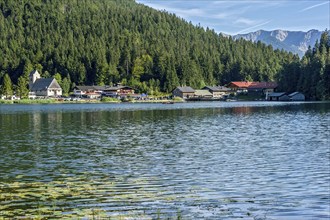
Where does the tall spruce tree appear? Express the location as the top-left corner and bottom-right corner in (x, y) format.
(16, 76), (29, 99)
(1, 74), (13, 98)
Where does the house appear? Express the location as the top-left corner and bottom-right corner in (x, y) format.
(73, 86), (105, 98)
(202, 86), (231, 98)
(194, 90), (213, 98)
(172, 86), (195, 99)
(29, 70), (62, 98)
(73, 85), (135, 99)
(102, 85), (135, 97)
(248, 82), (278, 94)
(289, 92), (305, 101)
(267, 92), (290, 101)
(227, 81), (251, 93)
(227, 81), (278, 94)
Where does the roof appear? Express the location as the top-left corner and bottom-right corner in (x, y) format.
(103, 86), (134, 91)
(175, 86), (195, 93)
(75, 85), (134, 92)
(268, 92), (287, 97)
(228, 81), (278, 89)
(288, 92), (304, 97)
(31, 78), (61, 91)
(228, 81), (252, 88)
(76, 85), (112, 91)
(202, 86), (231, 92)
(194, 90), (213, 96)
(248, 82), (278, 89)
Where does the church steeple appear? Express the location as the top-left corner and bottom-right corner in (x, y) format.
(29, 70), (41, 90)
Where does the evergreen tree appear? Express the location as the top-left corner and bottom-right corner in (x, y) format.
(1, 74), (13, 98)
(54, 73), (62, 85)
(0, 0), (327, 99)
(16, 76), (29, 99)
(61, 77), (71, 96)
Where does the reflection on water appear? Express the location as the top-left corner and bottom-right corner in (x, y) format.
(0, 102), (329, 219)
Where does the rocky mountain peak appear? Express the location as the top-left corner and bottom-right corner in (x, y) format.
(232, 29), (323, 57)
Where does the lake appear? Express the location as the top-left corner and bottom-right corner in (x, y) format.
(0, 101), (329, 219)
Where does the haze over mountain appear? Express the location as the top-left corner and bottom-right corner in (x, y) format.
(233, 29), (323, 57)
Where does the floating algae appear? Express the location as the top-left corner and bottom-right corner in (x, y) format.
(0, 175), (197, 219)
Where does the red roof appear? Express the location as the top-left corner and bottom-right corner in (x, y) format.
(228, 81), (252, 88)
(228, 81), (277, 89)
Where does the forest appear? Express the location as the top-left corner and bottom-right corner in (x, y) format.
(0, 0), (329, 100)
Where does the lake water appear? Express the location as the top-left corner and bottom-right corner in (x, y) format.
(0, 101), (329, 219)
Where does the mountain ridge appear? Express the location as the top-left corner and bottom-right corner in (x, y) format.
(232, 29), (324, 57)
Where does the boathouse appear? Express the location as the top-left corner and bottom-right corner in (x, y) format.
(267, 92), (290, 101)
(289, 92), (305, 101)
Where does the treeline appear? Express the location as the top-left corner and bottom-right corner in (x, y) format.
(0, 0), (328, 99)
(277, 32), (330, 100)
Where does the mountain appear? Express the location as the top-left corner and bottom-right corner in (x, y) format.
(233, 29), (323, 57)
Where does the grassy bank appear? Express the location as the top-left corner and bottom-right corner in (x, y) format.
(0, 99), (14, 104)
(13, 99), (57, 104)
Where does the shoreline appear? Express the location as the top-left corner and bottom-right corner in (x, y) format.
(0, 99), (185, 105)
(1, 99), (328, 105)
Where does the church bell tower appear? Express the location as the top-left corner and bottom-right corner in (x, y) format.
(29, 70), (41, 90)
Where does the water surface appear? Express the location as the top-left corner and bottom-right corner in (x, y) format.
(0, 102), (329, 219)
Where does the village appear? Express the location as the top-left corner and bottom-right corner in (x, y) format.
(1, 70), (305, 102)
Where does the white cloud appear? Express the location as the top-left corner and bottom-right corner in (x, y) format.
(235, 20), (272, 34)
(137, 1), (208, 18)
(300, 1), (329, 12)
(234, 18), (258, 26)
(136, 0), (328, 34)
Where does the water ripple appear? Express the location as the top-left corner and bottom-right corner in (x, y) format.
(0, 102), (329, 219)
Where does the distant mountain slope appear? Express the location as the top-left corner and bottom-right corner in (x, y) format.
(233, 29), (323, 57)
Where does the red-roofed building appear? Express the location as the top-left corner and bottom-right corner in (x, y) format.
(227, 81), (278, 95)
(227, 81), (252, 89)
(227, 81), (278, 100)
(248, 82), (278, 90)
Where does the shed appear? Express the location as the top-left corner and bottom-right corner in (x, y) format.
(289, 92), (305, 101)
(267, 92), (290, 101)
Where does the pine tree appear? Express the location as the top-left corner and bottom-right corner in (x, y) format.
(17, 76), (29, 99)
(61, 77), (71, 96)
(1, 74), (13, 98)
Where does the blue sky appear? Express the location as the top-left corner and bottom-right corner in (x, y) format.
(135, 0), (330, 35)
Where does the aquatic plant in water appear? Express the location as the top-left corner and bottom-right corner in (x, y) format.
(0, 175), (193, 219)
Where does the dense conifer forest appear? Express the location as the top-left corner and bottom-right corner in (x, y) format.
(0, 0), (329, 99)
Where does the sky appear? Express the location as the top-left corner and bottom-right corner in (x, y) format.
(135, 0), (330, 35)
